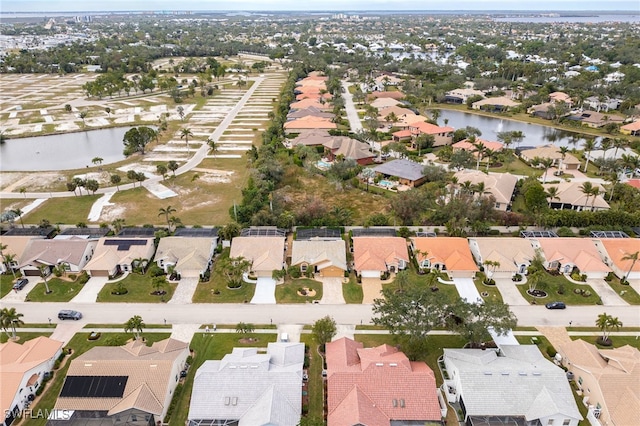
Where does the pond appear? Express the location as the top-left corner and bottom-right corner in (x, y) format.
(438, 109), (599, 149)
(0, 127), (133, 172)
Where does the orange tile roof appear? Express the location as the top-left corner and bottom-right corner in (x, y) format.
(392, 129), (412, 138)
(410, 121), (454, 135)
(352, 237), (409, 272)
(411, 237), (478, 272)
(535, 238), (610, 273)
(283, 115), (337, 130)
(626, 179), (640, 189)
(621, 121), (640, 131)
(598, 239), (640, 272)
(368, 91), (405, 100)
(452, 138), (504, 152)
(326, 337), (441, 426)
(290, 99), (331, 110)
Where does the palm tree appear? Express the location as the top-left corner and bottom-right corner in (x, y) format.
(207, 138), (217, 155)
(582, 139), (597, 172)
(19, 187), (26, 198)
(429, 108), (441, 124)
(11, 209), (24, 228)
(158, 206), (177, 228)
(484, 148), (497, 171)
(167, 160), (179, 177)
(111, 218), (125, 234)
(545, 186), (560, 207)
(132, 257), (148, 274)
(79, 110), (88, 126)
(558, 146), (570, 170)
(472, 139), (485, 170)
(538, 157), (554, 184)
(180, 128), (194, 153)
(0, 307), (24, 340)
(124, 315), (145, 340)
(92, 157), (103, 167)
(595, 312), (622, 345)
(39, 265), (52, 294)
(110, 174), (122, 191)
(612, 138), (627, 159)
(168, 216), (182, 232)
(4, 254), (17, 278)
(621, 251), (639, 281)
(599, 138), (613, 161)
(579, 182), (595, 211)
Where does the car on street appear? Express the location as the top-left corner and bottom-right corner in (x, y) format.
(545, 301), (566, 310)
(58, 310), (83, 320)
(13, 278), (28, 290)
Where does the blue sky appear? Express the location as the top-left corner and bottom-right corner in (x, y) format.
(2, 0), (638, 12)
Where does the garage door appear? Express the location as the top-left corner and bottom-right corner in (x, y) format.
(89, 270), (110, 277)
(23, 270), (41, 277)
(360, 270), (381, 278)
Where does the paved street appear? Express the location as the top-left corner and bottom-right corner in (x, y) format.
(341, 81), (363, 133)
(6, 301), (640, 329)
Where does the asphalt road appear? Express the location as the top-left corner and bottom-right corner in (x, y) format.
(341, 81), (363, 133)
(7, 301), (640, 329)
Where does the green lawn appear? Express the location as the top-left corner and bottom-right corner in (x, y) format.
(0, 331), (53, 344)
(275, 278), (322, 303)
(22, 195), (100, 225)
(26, 276), (86, 302)
(97, 272), (176, 303)
(473, 273), (504, 304)
(383, 270), (460, 302)
(604, 277), (640, 305)
(1, 272), (23, 299)
(300, 334), (324, 421)
(169, 332), (277, 426)
(26, 332), (171, 426)
(193, 249), (256, 303)
(343, 274), (364, 304)
(516, 272), (602, 305)
(571, 334), (640, 350)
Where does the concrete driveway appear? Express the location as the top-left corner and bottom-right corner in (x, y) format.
(319, 277), (345, 304)
(251, 277), (276, 304)
(451, 277), (482, 304)
(361, 277), (383, 304)
(168, 277), (200, 304)
(2, 277), (41, 302)
(495, 278), (529, 306)
(587, 279), (629, 306)
(70, 276), (110, 303)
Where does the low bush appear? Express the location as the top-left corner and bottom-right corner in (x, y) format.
(546, 346), (557, 358)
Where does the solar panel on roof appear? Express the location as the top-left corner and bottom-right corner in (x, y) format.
(590, 230), (630, 238)
(296, 228), (342, 240)
(174, 227), (219, 237)
(351, 228), (397, 237)
(117, 227), (157, 237)
(60, 376), (128, 398)
(60, 228), (110, 237)
(104, 239), (149, 250)
(415, 232), (437, 237)
(520, 231), (558, 238)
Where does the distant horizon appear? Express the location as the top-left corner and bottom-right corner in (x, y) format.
(2, 0), (639, 13)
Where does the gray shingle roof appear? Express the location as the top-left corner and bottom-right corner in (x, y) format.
(373, 159), (426, 182)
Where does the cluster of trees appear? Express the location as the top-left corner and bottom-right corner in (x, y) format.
(123, 126), (157, 156)
(0, 307), (24, 340)
(66, 177), (100, 196)
(372, 284), (516, 359)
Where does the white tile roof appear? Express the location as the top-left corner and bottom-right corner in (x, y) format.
(444, 345), (581, 421)
(188, 343), (304, 425)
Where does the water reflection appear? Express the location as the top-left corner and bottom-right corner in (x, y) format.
(438, 110), (599, 149)
(1, 127), (134, 171)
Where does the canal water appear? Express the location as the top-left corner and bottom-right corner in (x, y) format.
(438, 109), (597, 149)
(0, 127), (132, 171)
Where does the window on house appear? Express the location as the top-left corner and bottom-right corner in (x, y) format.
(578, 377), (583, 385)
(563, 420), (571, 426)
(547, 420), (554, 426)
(301, 265), (307, 272)
(131, 414), (136, 422)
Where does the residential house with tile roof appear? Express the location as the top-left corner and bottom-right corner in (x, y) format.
(408, 122), (454, 147)
(620, 120), (640, 136)
(530, 237), (611, 278)
(471, 96), (520, 112)
(520, 145), (581, 170)
(283, 115), (337, 134)
(372, 159), (428, 187)
(543, 181), (610, 212)
(83, 237), (155, 277)
(324, 137), (375, 165)
(453, 170), (518, 211)
(558, 340), (640, 426)
(286, 106), (335, 121)
(289, 98), (332, 111)
(442, 345), (582, 426)
(326, 337), (445, 426)
(452, 138), (504, 154)
(18, 237), (97, 276)
(0, 235), (45, 274)
(468, 237), (537, 278)
(1, 337), (64, 426)
(289, 129), (332, 147)
(229, 236), (286, 277)
(592, 238), (640, 280)
(154, 236), (217, 278)
(50, 338), (188, 426)
(410, 237), (479, 278)
(444, 88), (484, 104)
(352, 236), (409, 278)
(370, 97), (402, 109)
(188, 343), (304, 426)
(291, 239), (347, 278)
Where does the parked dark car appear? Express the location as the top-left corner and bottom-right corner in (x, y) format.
(58, 310), (83, 320)
(545, 301), (566, 310)
(12, 278), (28, 290)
